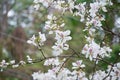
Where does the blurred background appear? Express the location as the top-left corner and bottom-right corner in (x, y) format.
(0, 0), (120, 80)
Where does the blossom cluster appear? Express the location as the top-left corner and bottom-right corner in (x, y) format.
(91, 62), (120, 80)
(30, 0), (119, 80)
(0, 59), (25, 71)
(82, 40), (112, 61)
(52, 30), (72, 56)
(45, 14), (65, 34)
(0, 56), (32, 71)
(32, 59), (88, 80)
(33, 0), (76, 13)
(27, 32), (46, 47)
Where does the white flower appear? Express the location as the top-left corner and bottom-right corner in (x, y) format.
(82, 40), (112, 61)
(55, 30), (72, 43)
(33, 0), (53, 8)
(44, 58), (60, 66)
(87, 15), (105, 27)
(89, 28), (96, 36)
(34, 4), (40, 10)
(115, 17), (120, 28)
(74, 2), (86, 22)
(0, 60), (9, 68)
(52, 47), (63, 56)
(100, 46), (112, 58)
(77, 71), (88, 80)
(54, 1), (66, 13)
(45, 14), (65, 33)
(57, 68), (71, 80)
(117, 63), (120, 69)
(52, 43), (69, 56)
(91, 18), (102, 27)
(27, 32), (46, 46)
(27, 55), (33, 63)
(85, 36), (94, 43)
(90, 70), (108, 80)
(20, 61), (26, 65)
(52, 30), (72, 56)
(99, 1), (107, 12)
(12, 64), (19, 68)
(89, 2), (100, 17)
(32, 70), (56, 80)
(47, 14), (56, 20)
(68, 0), (75, 13)
(10, 60), (15, 64)
(27, 35), (37, 46)
(72, 60), (85, 69)
(38, 32), (46, 46)
(82, 41), (100, 61)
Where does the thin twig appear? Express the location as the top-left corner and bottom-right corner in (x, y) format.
(103, 66), (113, 80)
(58, 53), (76, 73)
(69, 47), (81, 58)
(37, 41), (46, 59)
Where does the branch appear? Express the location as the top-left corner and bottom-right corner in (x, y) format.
(103, 66), (113, 80)
(58, 53), (76, 73)
(0, 55), (78, 70)
(102, 26), (120, 38)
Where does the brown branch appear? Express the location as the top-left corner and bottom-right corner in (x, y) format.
(102, 26), (120, 38)
(0, 55), (78, 70)
(102, 53), (120, 80)
(103, 66), (113, 80)
(58, 53), (76, 73)
(37, 43), (46, 59)
(95, 57), (113, 66)
(69, 47), (81, 58)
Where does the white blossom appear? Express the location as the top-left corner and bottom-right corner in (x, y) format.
(52, 43), (69, 56)
(115, 17), (120, 28)
(68, 0), (75, 13)
(33, 0), (53, 8)
(89, 2), (100, 18)
(45, 14), (65, 34)
(12, 64), (19, 68)
(27, 35), (37, 46)
(55, 30), (72, 43)
(82, 40), (112, 61)
(44, 58), (60, 66)
(0, 60), (9, 68)
(52, 30), (72, 56)
(89, 70), (108, 80)
(20, 61), (26, 65)
(72, 60), (85, 69)
(27, 55), (33, 63)
(38, 32), (46, 46)
(27, 32), (46, 46)
(74, 2), (86, 22)
(10, 60), (15, 64)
